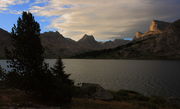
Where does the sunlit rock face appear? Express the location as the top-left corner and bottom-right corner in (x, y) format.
(135, 32), (144, 39)
(149, 20), (170, 32)
(134, 20), (171, 40)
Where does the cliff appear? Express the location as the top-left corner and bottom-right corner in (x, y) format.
(149, 20), (170, 32)
(134, 20), (170, 40)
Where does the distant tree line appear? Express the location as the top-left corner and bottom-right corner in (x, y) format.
(0, 12), (74, 105)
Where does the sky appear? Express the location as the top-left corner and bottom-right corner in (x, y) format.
(0, 0), (180, 41)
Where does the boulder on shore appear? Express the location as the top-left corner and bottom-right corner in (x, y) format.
(79, 83), (114, 101)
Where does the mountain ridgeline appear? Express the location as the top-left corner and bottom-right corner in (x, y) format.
(74, 19), (180, 59)
(1, 19), (180, 59)
(0, 29), (11, 58)
(0, 30), (129, 58)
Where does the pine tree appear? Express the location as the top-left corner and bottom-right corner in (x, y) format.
(10, 11), (43, 74)
(6, 11), (51, 93)
(5, 12), (74, 104)
(51, 57), (73, 85)
(51, 57), (74, 103)
(0, 65), (5, 81)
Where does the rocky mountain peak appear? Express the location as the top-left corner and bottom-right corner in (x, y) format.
(149, 20), (170, 32)
(78, 34), (97, 43)
(41, 31), (64, 39)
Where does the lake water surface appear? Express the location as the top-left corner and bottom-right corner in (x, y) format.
(0, 59), (180, 97)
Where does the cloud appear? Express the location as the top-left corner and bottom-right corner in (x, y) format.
(0, 0), (29, 12)
(29, 0), (180, 40)
(1, 0), (180, 40)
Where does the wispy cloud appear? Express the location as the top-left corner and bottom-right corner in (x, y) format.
(0, 0), (29, 12)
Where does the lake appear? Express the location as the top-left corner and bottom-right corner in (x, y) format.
(0, 59), (180, 97)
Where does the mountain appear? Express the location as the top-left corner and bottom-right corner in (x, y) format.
(78, 34), (129, 50)
(0, 28), (11, 58)
(77, 34), (102, 51)
(103, 39), (130, 49)
(40, 33), (129, 58)
(40, 31), (80, 58)
(0, 28), (129, 58)
(78, 34), (97, 44)
(74, 19), (180, 59)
